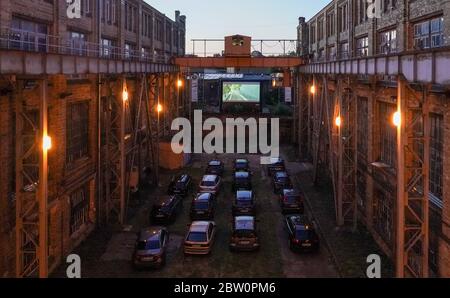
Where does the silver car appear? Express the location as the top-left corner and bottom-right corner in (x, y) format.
(184, 221), (217, 255)
(199, 175), (222, 194)
(133, 227), (169, 269)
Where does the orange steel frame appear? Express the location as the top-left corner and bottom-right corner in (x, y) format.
(174, 57), (303, 69)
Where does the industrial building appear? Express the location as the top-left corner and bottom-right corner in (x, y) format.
(0, 0), (186, 277)
(296, 0), (449, 277)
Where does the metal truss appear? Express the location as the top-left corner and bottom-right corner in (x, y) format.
(396, 75), (429, 278)
(15, 78), (49, 277)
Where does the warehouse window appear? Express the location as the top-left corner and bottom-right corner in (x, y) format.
(67, 102), (89, 164)
(414, 17), (444, 50)
(429, 113), (443, 204)
(379, 29), (397, 54)
(356, 36), (369, 57)
(10, 17), (48, 52)
(379, 102), (397, 168)
(70, 185), (90, 235)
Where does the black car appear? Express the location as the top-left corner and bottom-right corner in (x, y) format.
(285, 215), (319, 252)
(279, 189), (304, 214)
(150, 195), (183, 224)
(234, 158), (250, 173)
(272, 171), (293, 194)
(133, 227), (169, 269)
(190, 193), (216, 220)
(233, 171), (252, 191)
(229, 216), (260, 252)
(206, 160), (224, 176)
(267, 157), (286, 176)
(168, 174), (193, 197)
(232, 190), (256, 216)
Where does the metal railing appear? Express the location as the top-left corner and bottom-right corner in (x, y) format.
(0, 27), (169, 64)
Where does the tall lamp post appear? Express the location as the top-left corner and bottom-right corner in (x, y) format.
(156, 103), (163, 187)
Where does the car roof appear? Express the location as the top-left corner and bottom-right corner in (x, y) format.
(275, 171), (288, 177)
(195, 192), (213, 201)
(190, 221), (212, 232)
(235, 216), (255, 230)
(202, 175), (218, 182)
(139, 227), (163, 241)
(209, 160), (222, 166)
(236, 190), (252, 199)
(235, 171), (250, 178)
(283, 189), (299, 196)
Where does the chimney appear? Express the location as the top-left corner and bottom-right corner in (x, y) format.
(175, 10), (180, 22)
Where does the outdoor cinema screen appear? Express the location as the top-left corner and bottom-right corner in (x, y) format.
(222, 82), (261, 103)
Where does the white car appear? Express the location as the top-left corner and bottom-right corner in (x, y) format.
(199, 175), (222, 194)
(184, 221), (217, 255)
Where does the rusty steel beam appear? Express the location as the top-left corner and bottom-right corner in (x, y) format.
(174, 56), (303, 68)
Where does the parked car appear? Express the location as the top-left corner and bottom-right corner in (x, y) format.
(168, 174), (193, 197)
(191, 192), (216, 220)
(184, 221), (217, 255)
(285, 215), (319, 253)
(234, 158), (250, 173)
(132, 227), (169, 269)
(272, 171), (293, 194)
(229, 216), (260, 252)
(199, 175), (222, 194)
(150, 195), (183, 224)
(232, 190), (256, 216)
(206, 160), (224, 176)
(233, 171), (252, 191)
(279, 189), (304, 214)
(267, 157), (286, 176)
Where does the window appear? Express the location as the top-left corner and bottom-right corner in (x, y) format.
(124, 2), (138, 32)
(327, 45), (336, 61)
(378, 102), (397, 168)
(317, 18), (324, 41)
(379, 29), (397, 54)
(356, 36), (369, 57)
(414, 17), (444, 50)
(101, 38), (114, 57)
(326, 12), (335, 37)
(310, 24), (316, 44)
(155, 19), (163, 41)
(339, 42), (349, 59)
(356, 0), (368, 25)
(125, 43), (136, 59)
(166, 21), (172, 44)
(70, 185), (90, 235)
(10, 17), (48, 52)
(429, 113), (443, 204)
(338, 3), (348, 32)
(67, 102), (89, 163)
(82, 0), (91, 16)
(68, 31), (87, 56)
(142, 12), (153, 38)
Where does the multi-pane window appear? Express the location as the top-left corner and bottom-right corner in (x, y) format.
(67, 102), (89, 164)
(10, 17), (48, 52)
(356, 0), (368, 25)
(125, 2), (138, 32)
(339, 42), (349, 59)
(378, 102), (397, 168)
(155, 19), (163, 41)
(165, 21), (172, 44)
(70, 185), (90, 235)
(81, 0), (92, 16)
(318, 18), (324, 40)
(379, 29), (397, 54)
(338, 3), (348, 32)
(125, 43), (136, 59)
(429, 113), (443, 204)
(414, 17), (444, 50)
(68, 31), (87, 56)
(327, 45), (336, 61)
(142, 12), (153, 38)
(356, 36), (369, 57)
(101, 38), (114, 57)
(310, 24), (316, 44)
(326, 12), (335, 37)
(101, 0), (116, 24)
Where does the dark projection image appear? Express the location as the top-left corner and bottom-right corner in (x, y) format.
(222, 82), (261, 103)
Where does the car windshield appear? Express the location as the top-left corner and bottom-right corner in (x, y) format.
(202, 180), (216, 187)
(194, 201), (209, 210)
(295, 229), (314, 240)
(187, 231), (207, 242)
(136, 240), (160, 250)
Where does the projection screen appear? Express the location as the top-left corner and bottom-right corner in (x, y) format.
(222, 82), (261, 103)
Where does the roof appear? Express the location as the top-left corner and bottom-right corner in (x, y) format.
(190, 221), (212, 232)
(235, 216), (255, 230)
(202, 175), (218, 182)
(283, 189), (299, 196)
(235, 171), (250, 178)
(236, 190), (253, 199)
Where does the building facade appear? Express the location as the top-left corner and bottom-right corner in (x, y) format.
(0, 0), (186, 277)
(297, 0), (450, 277)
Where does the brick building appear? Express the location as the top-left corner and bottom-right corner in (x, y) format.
(297, 0), (450, 277)
(0, 0), (186, 277)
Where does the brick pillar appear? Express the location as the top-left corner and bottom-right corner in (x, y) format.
(442, 0), (450, 47)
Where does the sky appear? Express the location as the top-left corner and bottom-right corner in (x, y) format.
(146, 0), (331, 55)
